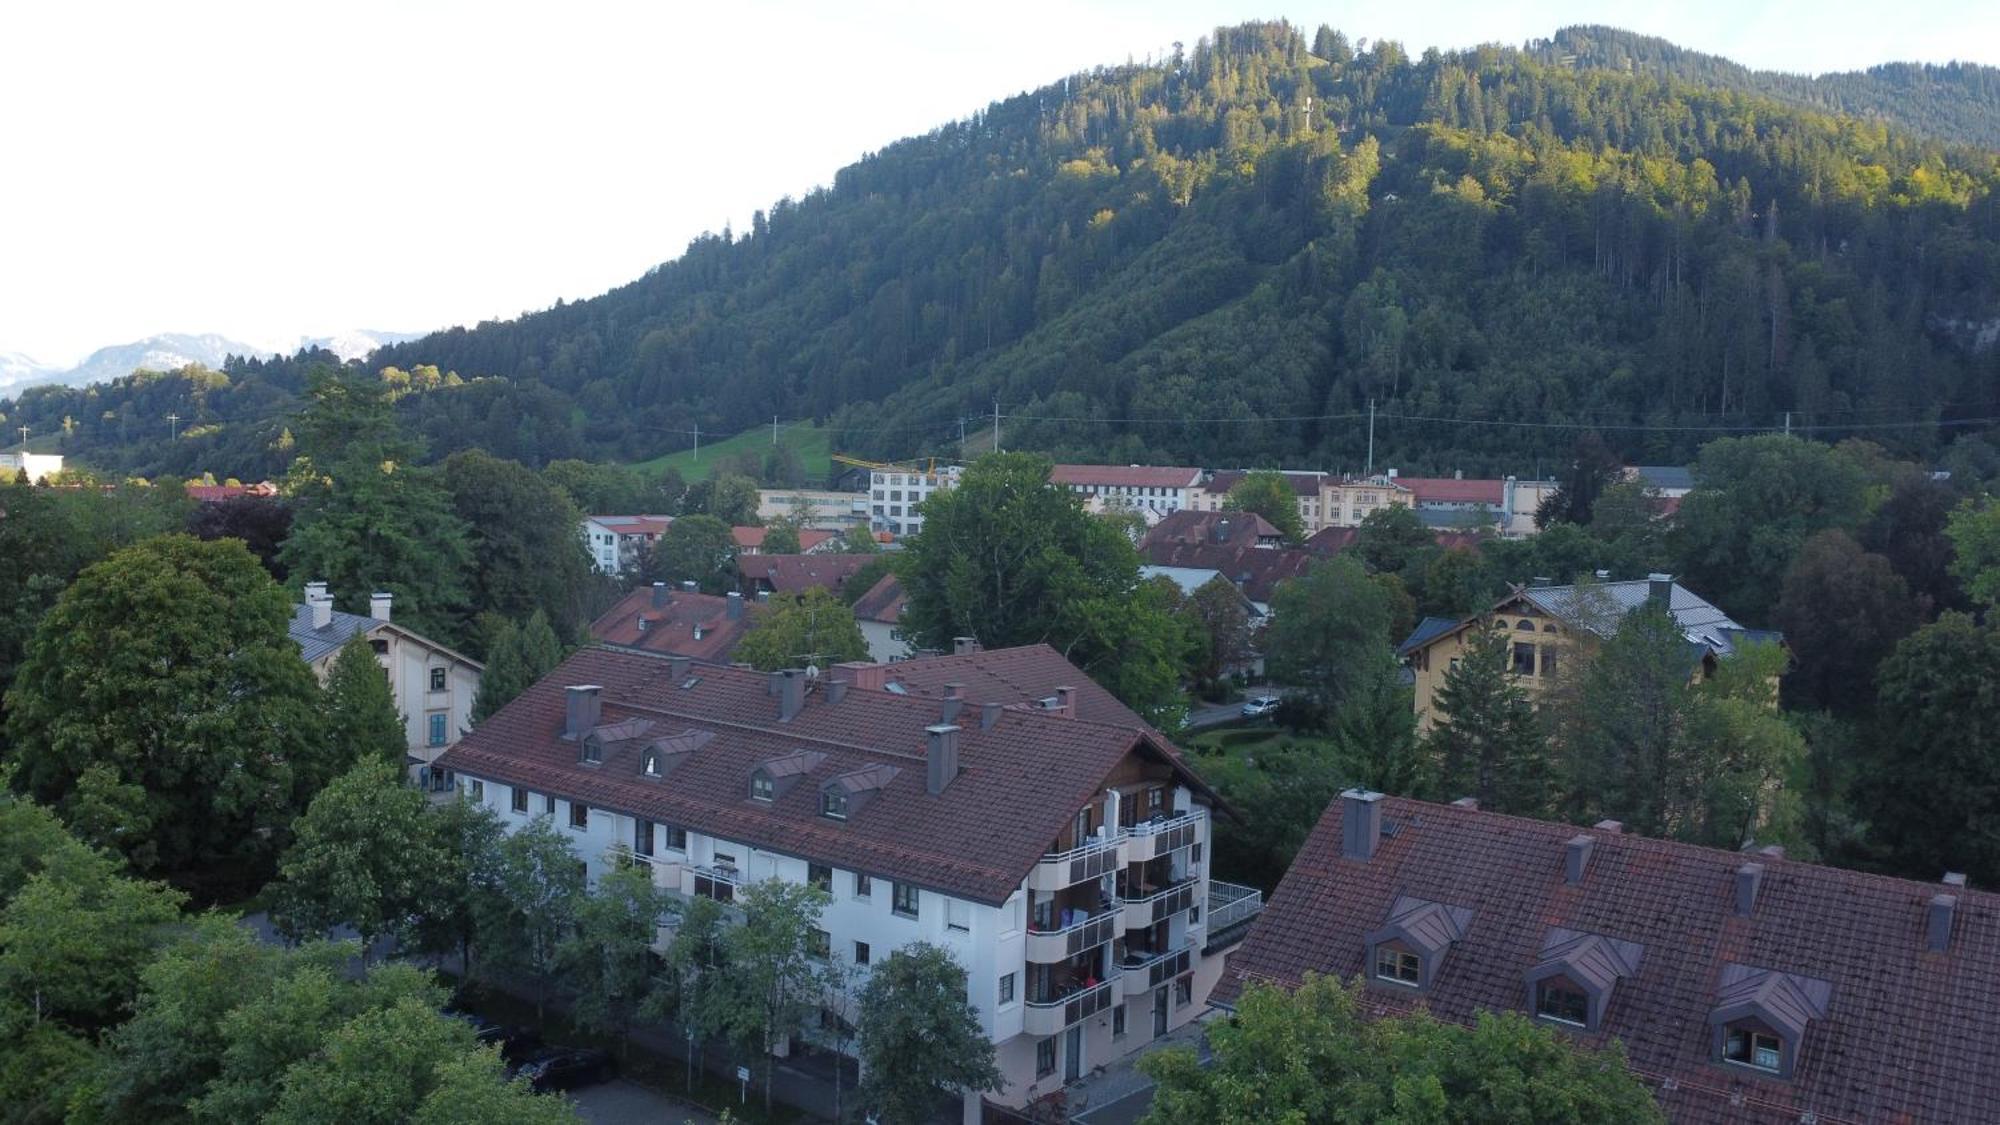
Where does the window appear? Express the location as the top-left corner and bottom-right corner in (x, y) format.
(751, 775), (774, 802)
(999, 972), (1016, 1005)
(642, 750), (661, 778)
(1073, 806), (1092, 844)
(544, 794), (556, 817)
(634, 818), (654, 857)
(808, 929), (830, 960)
(511, 787), (528, 814)
(946, 899), (971, 933)
(1374, 946), (1422, 986)
(1035, 1037), (1056, 1078)
(428, 713), (448, 747)
(1540, 646), (1560, 677)
(1112, 1002), (1126, 1038)
(809, 863), (832, 892)
(663, 824), (687, 851)
(467, 779), (484, 802)
(581, 737), (601, 765)
(429, 667), (447, 692)
(1149, 786), (1166, 814)
(1724, 1027), (1783, 1072)
(1174, 975), (1193, 1008)
(1512, 642), (1538, 676)
(854, 941), (870, 966)
(892, 882), (919, 919)
(821, 790), (848, 820)
(1191, 842), (1203, 865)
(1536, 981), (1590, 1026)
(854, 873), (872, 899)
(569, 801), (589, 830)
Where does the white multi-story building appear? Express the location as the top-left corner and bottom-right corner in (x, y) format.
(581, 515), (675, 575)
(0, 451), (62, 483)
(289, 583), (483, 792)
(868, 464), (961, 538)
(1049, 465), (1203, 520)
(439, 644), (1260, 1120)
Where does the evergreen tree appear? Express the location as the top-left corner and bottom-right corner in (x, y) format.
(473, 610), (565, 723)
(1425, 627), (1551, 815)
(441, 449), (595, 638)
(323, 636), (408, 772)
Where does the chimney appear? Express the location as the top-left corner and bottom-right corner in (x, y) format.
(564, 685), (602, 739)
(980, 701), (1003, 729)
(1593, 819), (1624, 834)
(1735, 862), (1765, 916)
(1647, 573), (1673, 608)
(1944, 872), (1969, 888)
(756, 589), (771, 604)
(941, 697), (964, 724)
(767, 670), (783, 696)
(1339, 789), (1383, 861)
(1453, 469), (1463, 480)
(1929, 893), (1958, 952)
(778, 669), (806, 721)
(727, 592), (744, 620)
(668, 656), (690, 681)
(370, 592), (392, 622)
(637, 614), (651, 634)
(1054, 686), (1074, 718)
(652, 582), (668, 608)
(836, 660), (888, 692)
(952, 636), (978, 656)
(827, 678), (849, 704)
(1449, 796), (1479, 811)
(926, 724), (961, 794)
(1565, 834), (1595, 884)
(681, 580), (697, 592)
(944, 682), (963, 700)
(303, 580), (328, 603)
(310, 593), (333, 630)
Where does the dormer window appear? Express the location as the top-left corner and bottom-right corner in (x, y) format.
(1535, 980), (1590, 1026)
(1523, 929), (1642, 1033)
(822, 790), (849, 820)
(642, 749), (661, 778)
(1374, 945), (1422, 986)
(1707, 964), (1831, 1080)
(1724, 1028), (1783, 1072)
(582, 738), (603, 765)
(752, 775), (775, 802)
(1363, 896), (1472, 993)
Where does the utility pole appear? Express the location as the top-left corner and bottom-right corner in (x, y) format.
(166, 413), (180, 441)
(772, 415), (779, 445)
(1365, 400), (1376, 476)
(991, 398), (1001, 454)
(691, 420), (700, 462)
(958, 415), (967, 450)
(15, 424), (27, 447)
(1783, 411), (1791, 436)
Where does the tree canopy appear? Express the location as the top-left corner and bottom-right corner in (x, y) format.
(735, 588), (871, 671)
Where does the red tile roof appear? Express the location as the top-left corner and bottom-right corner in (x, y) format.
(1398, 477), (1505, 505)
(436, 646), (1214, 905)
(1217, 793), (2000, 1124)
(861, 643), (1145, 729)
(1302, 526), (1360, 556)
(850, 574), (905, 625)
(1049, 464), (1203, 489)
(736, 553), (877, 594)
(588, 586), (749, 662)
(1141, 510), (1283, 550)
(1138, 541), (1314, 604)
(731, 526), (837, 552)
(186, 481), (277, 502)
(590, 514), (674, 536)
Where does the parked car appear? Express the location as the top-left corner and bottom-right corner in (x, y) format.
(511, 1046), (613, 1092)
(443, 1008), (542, 1062)
(1240, 694), (1281, 718)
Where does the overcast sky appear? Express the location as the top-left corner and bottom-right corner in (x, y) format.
(3, 0), (1994, 365)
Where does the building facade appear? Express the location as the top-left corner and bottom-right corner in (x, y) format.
(1049, 465), (1203, 520)
(436, 646), (1260, 1120)
(1189, 470), (1330, 533)
(581, 515), (675, 576)
(1317, 476), (1416, 529)
(868, 465), (961, 538)
(289, 583), (482, 790)
(0, 451), (62, 483)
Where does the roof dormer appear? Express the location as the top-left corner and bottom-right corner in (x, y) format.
(638, 728), (713, 780)
(1707, 964), (1832, 1079)
(1363, 895), (1473, 992)
(749, 750), (827, 803)
(580, 717), (655, 765)
(820, 764), (899, 821)
(1523, 928), (1643, 1032)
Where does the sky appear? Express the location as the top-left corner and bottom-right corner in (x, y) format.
(3, 0), (1996, 367)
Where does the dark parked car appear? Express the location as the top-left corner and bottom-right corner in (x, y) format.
(443, 1009), (542, 1062)
(511, 1045), (613, 1092)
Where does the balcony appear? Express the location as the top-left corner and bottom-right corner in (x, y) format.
(1121, 946), (1192, 997)
(1027, 832), (1126, 892)
(1024, 906), (1120, 964)
(1207, 881), (1264, 934)
(1022, 976), (1120, 1036)
(1120, 876), (1198, 930)
(1125, 810), (1201, 862)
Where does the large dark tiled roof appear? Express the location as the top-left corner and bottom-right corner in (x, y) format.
(1217, 794), (2000, 1124)
(588, 587), (749, 663)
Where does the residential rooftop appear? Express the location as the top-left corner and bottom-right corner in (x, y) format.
(1049, 464), (1203, 489)
(736, 553), (878, 595)
(589, 583), (750, 663)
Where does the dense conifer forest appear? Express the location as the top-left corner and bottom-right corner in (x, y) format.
(6, 21), (1999, 479)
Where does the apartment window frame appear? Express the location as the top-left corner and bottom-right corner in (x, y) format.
(467, 779), (484, 803)
(808, 928), (831, 961)
(854, 941), (871, 966)
(427, 712), (448, 748)
(854, 872), (872, 899)
(751, 775), (775, 802)
(510, 787), (529, 814)
(634, 818), (655, 857)
(891, 882), (919, 919)
(543, 794), (556, 817)
(1535, 980), (1590, 1028)
(1174, 975), (1193, 1008)
(1723, 1026), (1784, 1074)
(1512, 641), (1538, 676)
(809, 863), (833, 892)
(821, 789), (849, 820)
(946, 898), (971, 933)
(568, 801), (589, 830)
(1035, 1037), (1056, 1079)
(1374, 946), (1422, 987)
(999, 972), (1016, 1006)
(663, 824), (688, 851)
(429, 666), (447, 692)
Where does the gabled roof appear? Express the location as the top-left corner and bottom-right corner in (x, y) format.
(436, 646), (1218, 905)
(1709, 965), (1832, 1039)
(1302, 526), (1360, 556)
(869, 643), (1146, 729)
(1141, 509), (1283, 549)
(588, 514), (674, 536)
(736, 553), (876, 594)
(1137, 542), (1314, 604)
(732, 526), (837, 552)
(588, 587), (748, 662)
(1397, 616), (1462, 657)
(288, 603), (380, 664)
(1049, 464), (1203, 489)
(850, 574), (906, 625)
(1530, 928), (1644, 992)
(1518, 579), (1771, 657)
(1366, 895), (1472, 956)
(1398, 477), (1505, 506)
(1216, 794), (2000, 1124)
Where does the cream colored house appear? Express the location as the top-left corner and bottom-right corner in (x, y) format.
(1319, 476), (1417, 529)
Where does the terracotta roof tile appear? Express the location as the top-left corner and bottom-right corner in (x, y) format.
(1217, 794), (2000, 1123)
(732, 526), (837, 552)
(1050, 464), (1203, 489)
(850, 574), (905, 625)
(588, 587), (749, 662)
(1141, 510), (1283, 549)
(737, 553), (876, 594)
(1398, 476), (1506, 505)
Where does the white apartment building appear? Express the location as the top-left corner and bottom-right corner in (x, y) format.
(438, 645), (1261, 1121)
(868, 464), (962, 538)
(289, 583), (482, 791)
(1049, 465), (1203, 519)
(0, 451), (63, 483)
(581, 515), (675, 575)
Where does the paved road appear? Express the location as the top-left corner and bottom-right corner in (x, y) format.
(572, 1079), (718, 1125)
(1184, 702), (1251, 729)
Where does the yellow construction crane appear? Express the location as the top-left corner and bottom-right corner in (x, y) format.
(832, 452), (939, 475)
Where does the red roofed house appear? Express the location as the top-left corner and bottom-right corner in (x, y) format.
(731, 525), (839, 555)
(1141, 510), (1284, 551)
(583, 515), (675, 576)
(1216, 789), (2000, 1123)
(438, 645), (1263, 1119)
(849, 573), (908, 663)
(186, 480), (279, 503)
(736, 553), (878, 597)
(1049, 464), (1203, 521)
(589, 581), (751, 663)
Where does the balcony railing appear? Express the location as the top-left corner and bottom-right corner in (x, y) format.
(1027, 831), (1126, 892)
(1124, 810), (1200, 861)
(1120, 946), (1192, 996)
(1024, 906), (1120, 964)
(1207, 880), (1265, 935)
(1022, 976), (1120, 1036)
(1120, 876), (1198, 929)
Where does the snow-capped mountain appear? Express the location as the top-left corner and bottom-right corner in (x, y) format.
(0, 329), (421, 395)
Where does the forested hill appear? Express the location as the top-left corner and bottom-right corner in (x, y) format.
(1537, 26), (2000, 150)
(10, 21), (2000, 480)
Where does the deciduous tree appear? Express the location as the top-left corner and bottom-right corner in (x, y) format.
(644, 514), (738, 594)
(735, 588), (871, 671)
(1774, 530), (1919, 713)
(725, 879), (831, 1112)
(1264, 557), (1395, 710)
(442, 449), (595, 638)
(1222, 470), (1304, 543)
(474, 818), (585, 1023)
(272, 761), (445, 956)
(558, 859), (672, 1057)
(856, 943), (1003, 1124)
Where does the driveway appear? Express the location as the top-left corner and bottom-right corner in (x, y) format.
(571, 1079), (718, 1124)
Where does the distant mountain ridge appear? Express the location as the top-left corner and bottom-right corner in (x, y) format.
(0, 330), (419, 393)
(1536, 26), (2000, 149)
